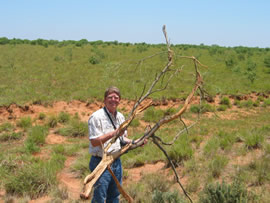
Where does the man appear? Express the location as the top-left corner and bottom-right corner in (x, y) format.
(88, 86), (132, 203)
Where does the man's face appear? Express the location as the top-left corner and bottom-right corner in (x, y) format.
(104, 92), (120, 114)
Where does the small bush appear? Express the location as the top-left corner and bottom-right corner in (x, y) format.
(47, 115), (58, 128)
(56, 119), (88, 137)
(217, 105), (227, 111)
(4, 154), (65, 198)
(199, 181), (248, 203)
(0, 122), (14, 132)
(239, 99), (254, 108)
(143, 107), (163, 122)
(152, 189), (186, 203)
(129, 118), (140, 127)
(89, 56), (100, 64)
(243, 130), (264, 149)
(249, 155), (270, 185)
(263, 55), (270, 67)
(168, 135), (193, 165)
(0, 132), (22, 142)
(208, 155), (228, 178)
(58, 111), (70, 124)
(24, 126), (48, 153)
(16, 116), (32, 129)
(262, 98), (270, 107)
(203, 137), (220, 157)
(218, 131), (236, 150)
(190, 103), (215, 114)
(38, 112), (46, 120)
(220, 97), (231, 107)
(190, 105), (200, 113)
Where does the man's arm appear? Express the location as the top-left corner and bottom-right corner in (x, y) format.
(90, 130), (117, 147)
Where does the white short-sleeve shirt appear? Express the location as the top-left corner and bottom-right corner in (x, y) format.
(88, 107), (126, 157)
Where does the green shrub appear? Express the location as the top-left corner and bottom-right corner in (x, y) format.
(4, 153), (65, 198)
(218, 131), (236, 150)
(190, 103), (215, 114)
(0, 132), (22, 142)
(189, 105), (200, 113)
(38, 112), (46, 120)
(217, 105), (227, 111)
(243, 130), (264, 149)
(26, 125), (48, 146)
(24, 126), (48, 153)
(129, 118), (140, 127)
(239, 99), (254, 108)
(220, 97), (231, 107)
(208, 155), (228, 178)
(58, 111), (70, 123)
(203, 137), (220, 157)
(89, 56), (100, 64)
(16, 116), (32, 129)
(56, 119), (88, 137)
(152, 189), (186, 203)
(249, 155), (270, 185)
(262, 98), (270, 107)
(47, 115), (58, 128)
(263, 55), (270, 67)
(0, 122), (14, 132)
(143, 107), (163, 122)
(199, 181), (248, 203)
(168, 135), (193, 165)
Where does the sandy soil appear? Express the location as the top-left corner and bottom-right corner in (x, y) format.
(0, 92), (269, 202)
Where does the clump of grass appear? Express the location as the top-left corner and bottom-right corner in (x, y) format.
(190, 103), (215, 113)
(199, 180), (249, 203)
(218, 131), (236, 151)
(16, 116), (32, 130)
(242, 130), (265, 149)
(56, 119), (88, 137)
(168, 134), (193, 166)
(186, 177), (200, 193)
(125, 172), (185, 202)
(58, 111), (70, 124)
(208, 155), (228, 178)
(4, 153), (65, 198)
(0, 132), (22, 142)
(203, 137), (220, 157)
(248, 155), (270, 185)
(0, 122), (14, 132)
(46, 115), (58, 128)
(262, 98), (270, 107)
(70, 152), (90, 178)
(129, 118), (140, 127)
(143, 107), (163, 122)
(239, 99), (254, 108)
(38, 112), (46, 120)
(220, 96), (231, 108)
(217, 104), (227, 111)
(24, 125), (48, 153)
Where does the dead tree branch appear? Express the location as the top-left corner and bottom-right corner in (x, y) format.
(81, 25), (205, 202)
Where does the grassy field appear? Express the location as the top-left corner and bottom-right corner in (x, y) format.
(0, 42), (270, 105)
(0, 40), (270, 202)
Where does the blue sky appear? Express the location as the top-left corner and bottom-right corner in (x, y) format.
(1, 0), (269, 48)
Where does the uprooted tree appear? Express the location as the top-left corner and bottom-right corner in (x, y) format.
(80, 25), (207, 203)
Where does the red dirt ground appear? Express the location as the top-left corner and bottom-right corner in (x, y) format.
(0, 92), (269, 202)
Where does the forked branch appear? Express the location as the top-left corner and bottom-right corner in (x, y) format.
(80, 25), (206, 202)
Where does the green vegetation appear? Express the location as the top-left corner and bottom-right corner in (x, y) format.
(1, 41), (270, 106)
(199, 181), (250, 203)
(0, 39), (270, 202)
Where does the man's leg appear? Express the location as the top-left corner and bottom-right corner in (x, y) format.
(89, 156), (111, 203)
(106, 159), (122, 203)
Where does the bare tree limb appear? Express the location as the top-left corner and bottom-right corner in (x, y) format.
(152, 136), (193, 203)
(80, 25), (206, 202)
